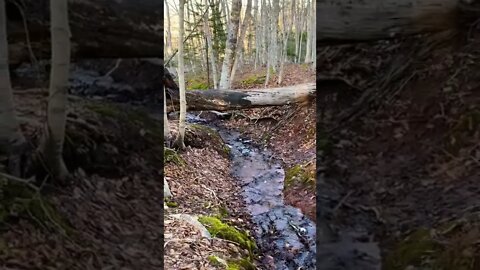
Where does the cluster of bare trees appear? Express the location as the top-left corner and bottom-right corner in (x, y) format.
(0, 0), (71, 181)
(164, 0), (316, 151)
(164, 0), (316, 90)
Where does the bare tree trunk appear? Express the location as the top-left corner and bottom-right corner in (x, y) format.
(270, 0), (280, 71)
(304, 0), (312, 63)
(278, 0), (293, 85)
(297, 10), (305, 63)
(311, 0), (316, 69)
(0, 0), (26, 175)
(173, 0), (186, 150)
(163, 86), (170, 141)
(230, 0), (252, 85)
(253, 0), (260, 69)
(222, 0), (230, 24)
(165, 2), (173, 56)
(218, 0), (242, 90)
(42, 0), (70, 181)
(204, 0), (218, 89)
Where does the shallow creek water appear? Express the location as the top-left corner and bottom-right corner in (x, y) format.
(220, 128), (317, 269)
(184, 114), (317, 269)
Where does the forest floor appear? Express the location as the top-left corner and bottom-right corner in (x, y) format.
(164, 63), (316, 269)
(1, 92), (164, 269)
(317, 28), (480, 269)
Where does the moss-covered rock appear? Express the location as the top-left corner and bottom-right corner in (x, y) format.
(165, 201), (178, 208)
(385, 221), (479, 270)
(226, 258), (256, 270)
(0, 176), (72, 235)
(207, 255), (256, 270)
(198, 216), (257, 255)
(86, 102), (163, 142)
(185, 124), (229, 157)
(285, 162), (315, 190)
(164, 147), (185, 165)
(385, 228), (441, 270)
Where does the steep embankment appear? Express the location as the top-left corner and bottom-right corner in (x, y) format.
(164, 63), (317, 269)
(2, 92), (164, 269)
(223, 64), (317, 222)
(317, 28), (480, 269)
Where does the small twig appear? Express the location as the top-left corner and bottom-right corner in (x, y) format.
(0, 172), (38, 191)
(103, 59), (122, 78)
(164, 238), (196, 248)
(332, 191), (353, 214)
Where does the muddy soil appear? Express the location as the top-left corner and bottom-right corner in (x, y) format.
(317, 29), (480, 269)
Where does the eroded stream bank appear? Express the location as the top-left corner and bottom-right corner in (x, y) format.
(186, 114), (317, 269)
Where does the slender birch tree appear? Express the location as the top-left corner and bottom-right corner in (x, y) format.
(0, 0), (27, 175)
(173, 0), (187, 150)
(41, 0), (71, 181)
(218, 0), (241, 90)
(230, 0), (252, 84)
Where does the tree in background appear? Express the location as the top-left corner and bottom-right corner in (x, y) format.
(173, 0), (187, 150)
(218, 0), (241, 90)
(0, 0), (27, 176)
(165, 0), (316, 89)
(41, 0), (71, 181)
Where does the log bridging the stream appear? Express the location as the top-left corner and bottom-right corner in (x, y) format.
(167, 83), (316, 112)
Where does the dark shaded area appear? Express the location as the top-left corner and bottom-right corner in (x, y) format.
(6, 0), (162, 65)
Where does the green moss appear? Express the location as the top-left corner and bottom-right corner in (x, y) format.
(198, 216), (257, 255)
(186, 124), (229, 157)
(385, 228), (442, 270)
(86, 102), (163, 141)
(449, 110), (480, 154)
(285, 163), (315, 190)
(187, 75), (210, 90)
(165, 201), (178, 208)
(0, 179), (72, 235)
(86, 103), (121, 118)
(164, 147), (185, 165)
(223, 145), (231, 155)
(208, 255), (256, 270)
(241, 74), (266, 86)
(260, 133), (272, 143)
(208, 255), (226, 267)
(188, 81), (209, 90)
(227, 258), (256, 270)
(317, 129), (332, 154)
(217, 205), (230, 219)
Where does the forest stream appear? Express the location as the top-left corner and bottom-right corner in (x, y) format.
(59, 62), (318, 269)
(187, 114), (317, 269)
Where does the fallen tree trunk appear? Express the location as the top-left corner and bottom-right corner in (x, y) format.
(6, 0), (162, 65)
(317, 0), (460, 42)
(168, 83), (316, 112)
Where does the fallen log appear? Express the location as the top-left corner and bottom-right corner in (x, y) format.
(168, 83), (316, 112)
(317, 0), (461, 42)
(6, 0), (162, 65)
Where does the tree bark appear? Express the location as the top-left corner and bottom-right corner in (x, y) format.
(0, 0), (26, 174)
(316, 0), (459, 42)
(173, 0), (186, 151)
(7, 0), (162, 65)
(168, 83), (316, 112)
(41, 0), (70, 181)
(219, 0), (242, 90)
(230, 0), (252, 84)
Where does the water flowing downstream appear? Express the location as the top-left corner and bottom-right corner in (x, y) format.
(219, 128), (317, 269)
